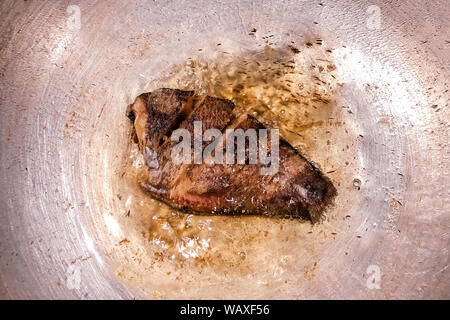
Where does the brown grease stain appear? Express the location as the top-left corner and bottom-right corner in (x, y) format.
(109, 40), (361, 298)
(126, 45), (340, 261)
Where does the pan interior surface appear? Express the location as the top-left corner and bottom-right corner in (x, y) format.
(0, 0), (448, 299)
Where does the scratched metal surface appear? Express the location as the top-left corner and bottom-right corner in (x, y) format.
(0, 0), (448, 299)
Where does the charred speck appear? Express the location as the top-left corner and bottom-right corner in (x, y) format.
(126, 105), (136, 122)
(288, 45), (300, 54)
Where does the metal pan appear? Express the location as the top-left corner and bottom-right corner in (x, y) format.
(0, 0), (448, 299)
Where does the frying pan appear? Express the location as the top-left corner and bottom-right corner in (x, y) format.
(0, 0), (448, 299)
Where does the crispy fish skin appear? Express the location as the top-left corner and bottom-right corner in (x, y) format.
(128, 88), (336, 222)
(127, 88), (195, 151)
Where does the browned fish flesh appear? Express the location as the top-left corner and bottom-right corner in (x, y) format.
(127, 88), (336, 222)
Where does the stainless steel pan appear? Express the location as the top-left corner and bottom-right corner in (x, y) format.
(0, 0), (448, 299)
